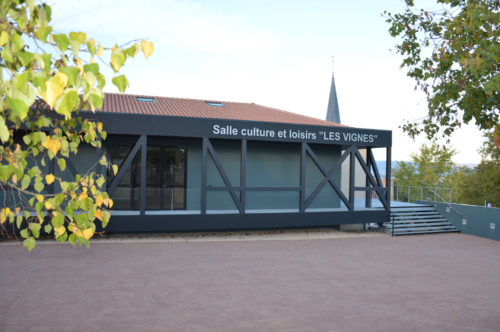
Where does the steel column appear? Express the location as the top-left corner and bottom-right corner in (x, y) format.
(300, 142), (306, 212)
(386, 146), (392, 203)
(201, 138), (208, 214)
(240, 139), (247, 213)
(140, 135), (147, 215)
(349, 149), (355, 210)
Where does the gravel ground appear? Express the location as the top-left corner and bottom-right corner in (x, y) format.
(2, 232), (499, 331)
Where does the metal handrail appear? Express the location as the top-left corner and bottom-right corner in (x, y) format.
(394, 184), (466, 220)
(394, 185), (452, 203)
(433, 191), (466, 220)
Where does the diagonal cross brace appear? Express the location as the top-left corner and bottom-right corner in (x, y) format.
(354, 150), (389, 210)
(107, 135), (146, 196)
(205, 138), (242, 213)
(367, 148), (383, 188)
(303, 144), (353, 210)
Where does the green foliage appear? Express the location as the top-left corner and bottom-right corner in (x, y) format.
(393, 142), (456, 187)
(385, 0), (499, 140)
(393, 142), (462, 202)
(0, 0), (153, 250)
(458, 130), (500, 205)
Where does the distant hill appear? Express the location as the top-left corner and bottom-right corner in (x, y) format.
(374, 161), (477, 178)
(374, 161), (399, 179)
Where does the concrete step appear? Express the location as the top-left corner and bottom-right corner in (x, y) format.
(388, 222), (454, 228)
(387, 205), (459, 236)
(392, 229), (461, 236)
(391, 218), (448, 223)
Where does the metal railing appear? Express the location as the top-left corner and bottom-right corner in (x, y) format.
(394, 185), (466, 219)
(394, 185), (452, 204)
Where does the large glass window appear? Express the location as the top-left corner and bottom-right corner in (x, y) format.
(146, 146), (186, 210)
(106, 135), (187, 211)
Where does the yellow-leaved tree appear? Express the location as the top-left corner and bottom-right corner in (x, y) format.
(0, 0), (154, 250)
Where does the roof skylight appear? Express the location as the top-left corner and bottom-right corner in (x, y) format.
(136, 97), (155, 102)
(206, 101), (224, 107)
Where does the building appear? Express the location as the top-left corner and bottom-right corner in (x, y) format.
(66, 80), (391, 233)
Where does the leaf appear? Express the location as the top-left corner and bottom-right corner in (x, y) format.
(35, 26), (52, 43)
(110, 48), (125, 72)
(68, 233), (76, 246)
(54, 89), (78, 119)
(29, 223), (41, 238)
(34, 181), (44, 193)
(53, 33), (70, 53)
(112, 75), (129, 92)
(52, 214), (64, 228)
(112, 164), (118, 175)
(0, 116), (10, 143)
(124, 43), (139, 57)
(97, 43), (103, 56)
(21, 175), (31, 190)
(11, 33), (24, 52)
(54, 225), (66, 237)
(90, 93), (103, 109)
(82, 64), (99, 77)
(44, 224), (52, 234)
(57, 158), (66, 171)
(82, 228), (94, 240)
(69, 31), (86, 56)
(45, 174), (55, 185)
(141, 40), (154, 60)
(1, 45), (13, 63)
(96, 176), (105, 188)
(16, 216), (23, 228)
(5, 96), (29, 120)
(14, 71), (30, 94)
(95, 209), (102, 221)
(0, 30), (9, 46)
(42, 137), (62, 155)
(101, 210), (111, 228)
(23, 237), (36, 251)
(59, 67), (80, 86)
(41, 72), (68, 109)
(86, 38), (96, 56)
(20, 228), (29, 239)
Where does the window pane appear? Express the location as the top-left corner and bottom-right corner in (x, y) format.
(147, 147), (161, 186)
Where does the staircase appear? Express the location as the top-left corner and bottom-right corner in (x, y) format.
(384, 205), (460, 236)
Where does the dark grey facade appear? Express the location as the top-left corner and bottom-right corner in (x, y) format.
(78, 111), (392, 233)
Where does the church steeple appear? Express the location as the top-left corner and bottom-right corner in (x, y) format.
(326, 72), (341, 124)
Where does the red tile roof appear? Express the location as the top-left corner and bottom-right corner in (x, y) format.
(100, 93), (345, 127)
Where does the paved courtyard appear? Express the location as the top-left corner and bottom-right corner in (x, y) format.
(1, 232), (500, 331)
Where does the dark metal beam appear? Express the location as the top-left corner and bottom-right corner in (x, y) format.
(205, 139), (242, 212)
(386, 146), (392, 204)
(208, 186), (302, 191)
(354, 150), (389, 210)
(349, 149), (355, 210)
(365, 149), (372, 208)
(108, 135), (145, 196)
(300, 142), (306, 212)
(240, 139), (247, 213)
(201, 138), (208, 214)
(66, 158), (78, 177)
(304, 144), (352, 210)
(368, 148), (383, 187)
(140, 135), (147, 215)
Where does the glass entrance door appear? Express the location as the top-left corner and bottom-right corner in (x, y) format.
(146, 146), (186, 210)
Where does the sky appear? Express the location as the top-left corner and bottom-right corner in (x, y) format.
(50, 0), (485, 164)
